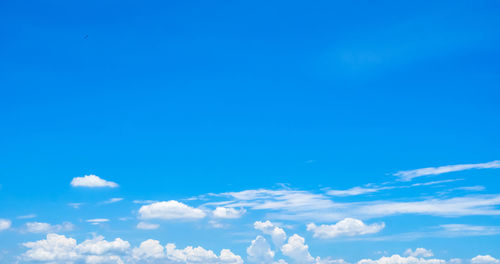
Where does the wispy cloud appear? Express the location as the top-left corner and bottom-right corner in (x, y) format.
(327, 179), (462, 197)
(206, 188), (500, 221)
(24, 222), (74, 233)
(394, 160), (500, 181)
(327, 186), (386, 197)
(17, 214), (36, 220)
(68, 203), (84, 209)
(102, 198), (124, 204)
(86, 219), (110, 225)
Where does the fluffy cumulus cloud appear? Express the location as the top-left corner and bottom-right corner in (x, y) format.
(405, 248), (434, 258)
(77, 236), (130, 255)
(213, 207), (246, 219)
(131, 239), (165, 260)
(247, 235), (275, 264)
(139, 201), (206, 220)
(22, 234), (80, 263)
(17, 231), (500, 264)
(471, 255), (500, 264)
(394, 160), (500, 181)
(307, 218), (385, 239)
(25, 221), (74, 233)
(0, 219), (11, 231)
(254, 221), (287, 247)
(281, 234), (315, 264)
(166, 243), (243, 264)
(71, 175), (118, 188)
(22, 234), (242, 264)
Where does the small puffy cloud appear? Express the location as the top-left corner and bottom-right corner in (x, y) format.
(0, 219), (11, 231)
(254, 220), (287, 247)
(25, 221), (74, 233)
(132, 239), (165, 260)
(139, 201), (206, 220)
(357, 255), (446, 264)
(281, 234), (315, 264)
(404, 248), (434, 258)
(136, 222), (159, 230)
(471, 255), (500, 264)
(77, 236), (130, 255)
(71, 175), (118, 188)
(394, 160), (500, 181)
(212, 207), (246, 219)
(307, 218), (385, 239)
(247, 235), (275, 264)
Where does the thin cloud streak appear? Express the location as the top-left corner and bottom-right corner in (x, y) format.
(394, 160), (500, 181)
(208, 188), (500, 222)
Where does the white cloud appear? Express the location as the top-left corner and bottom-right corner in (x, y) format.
(166, 243), (243, 264)
(451, 186), (485, 192)
(22, 233), (80, 262)
(69, 202), (85, 209)
(17, 214), (37, 219)
(85, 255), (124, 264)
(87, 219), (110, 225)
(213, 207), (246, 219)
(316, 258), (350, 264)
(22, 233), (242, 264)
(254, 220), (287, 247)
(25, 221), (74, 233)
(71, 175), (119, 188)
(394, 160), (500, 181)
(327, 187), (384, 197)
(439, 224), (500, 236)
(307, 218), (385, 239)
(103, 198), (124, 204)
(77, 236), (130, 255)
(133, 200), (158, 204)
(136, 222), (159, 230)
(0, 219), (11, 231)
(208, 188), (500, 222)
(132, 239), (165, 260)
(357, 255), (446, 264)
(281, 234), (315, 264)
(354, 195), (500, 218)
(139, 201), (206, 220)
(471, 255), (500, 264)
(247, 235), (275, 264)
(404, 248), (434, 258)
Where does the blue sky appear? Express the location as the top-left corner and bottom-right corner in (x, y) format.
(1, 1), (500, 263)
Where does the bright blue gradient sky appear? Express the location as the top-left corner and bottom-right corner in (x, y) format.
(1, 1), (500, 264)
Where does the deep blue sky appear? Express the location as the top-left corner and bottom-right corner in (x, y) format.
(1, 1), (500, 264)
